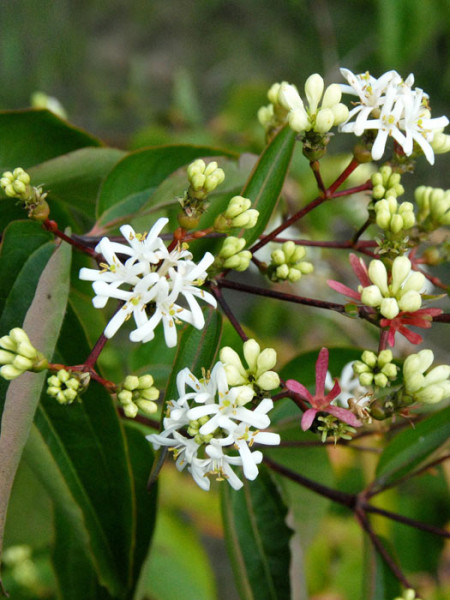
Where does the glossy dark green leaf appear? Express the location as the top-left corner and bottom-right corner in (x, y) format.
(240, 126), (296, 247)
(96, 145), (236, 226)
(374, 404), (450, 491)
(28, 147), (125, 220)
(221, 467), (292, 600)
(0, 239), (71, 571)
(0, 220), (52, 317)
(0, 109), (102, 171)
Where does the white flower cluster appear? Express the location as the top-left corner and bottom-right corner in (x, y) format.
(339, 68), (449, 164)
(147, 362), (280, 491)
(79, 218), (217, 347)
(360, 256), (425, 319)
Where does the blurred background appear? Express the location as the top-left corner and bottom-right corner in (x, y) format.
(1, 2), (449, 599)
(1, 0), (449, 151)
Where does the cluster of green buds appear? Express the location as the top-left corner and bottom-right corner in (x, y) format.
(2, 545), (39, 590)
(279, 76), (349, 135)
(360, 256), (425, 320)
(268, 241), (314, 282)
(117, 374), (159, 418)
(401, 349), (450, 405)
(257, 81), (294, 135)
(178, 159), (225, 227)
(214, 195), (259, 232)
(0, 168), (49, 221)
(212, 237), (252, 272)
(47, 369), (89, 405)
(371, 166), (404, 200)
(219, 338), (280, 403)
(0, 328), (48, 380)
(373, 197), (415, 233)
(353, 350), (398, 388)
(415, 185), (450, 229)
(187, 416), (214, 445)
(316, 414), (357, 444)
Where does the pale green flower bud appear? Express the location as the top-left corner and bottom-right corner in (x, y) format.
(276, 264), (290, 279)
(224, 364), (247, 386)
(220, 346), (244, 371)
(315, 108), (334, 133)
(292, 245), (306, 261)
(374, 373), (388, 387)
(187, 159), (205, 179)
(271, 249), (286, 265)
(431, 131), (450, 154)
(140, 387), (159, 401)
(415, 384), (449, 404)
(64, 389), (78, 403)
(391, 256), (411, 294)
(368, 260), (389, 295)
(243, 339), (261, 371)
(225, 196), (250, 218)
(267, 83), (281, 105)
(234, 385), (255, 406)
(375, 210), (391, 230)
(191, 173), (206, 191)
(402, 271), (425, 293)
(0, 364), (23, 380)
(219, 237), (246, 259)
(423, 365), (450, 387)
(305, 74), (324, 114)
(258, 105), (274, 127)
(12, 355), (34, 371)
(398, 290), (422, 313)
(123, 402), (139, 418)
(331, 103), (349, 126)
(256, 371), (280, 391)
(390, 214), (404, 233)
(232, 209), (259, 229)
(118, 390), (133, 405)
(372, 185), (386, 200)
(58, 369), (70, 383)
(321, 83), (342, 108)
(406, 373), (426, 393)
(381, 363), (398, 379)
(289, 107), (310, 132)
(124, 375), (140, 390)
(372, 173), (384, 187)
(204, 161), (218, 176)
(353, 361), (371, 374)
(138, 374), (155, 389)
(359, 372), (374, 386)
(278, 82), (303, 111)
(16, 341), (37, 360)
(0, 350), (14, 364)
(287, 268), (302, 282)
(10, 328), (31, 345)
(136, 399), (158, 415)
(380, 298), (400, 319)
(66, 378), (80, 391)
(361, 285), (383, 307)
(256, 348), (277, 374)
(299, 261), (314, 274)
(361, 351), (377, 368)
(378, 349), (393, 367)
(401, 211), (416, 229)
(0, 335), (16, 351)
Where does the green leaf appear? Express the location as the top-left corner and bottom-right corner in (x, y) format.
(96, 145), (236, 226)
(0, 239), (71, 572)
(0, 220), (52, 317)
(240, 126), (296, 247)
(134, 509), (216, 600)
(0, 109), (102, 171)
(374, 404), (450, 491)
(221, 467), (292, 600)
(28, 147), (125, 221)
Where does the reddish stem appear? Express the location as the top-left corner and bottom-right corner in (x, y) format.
(210, 284), (248, 342)
(43, 219), (101, 261)
(310, 160), (327, 195)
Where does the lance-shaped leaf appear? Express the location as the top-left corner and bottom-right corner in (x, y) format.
(240, 126), (296, 248)
(0, 109), (102, 171)
(96, 145), (236, 226)
(0, 238), (71, 580)
(374, 404), (450, 491)
(221, 467), (292, 600)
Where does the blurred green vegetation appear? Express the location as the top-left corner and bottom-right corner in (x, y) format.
(1, 0), (449, 149)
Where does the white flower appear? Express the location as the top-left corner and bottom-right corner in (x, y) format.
(80, 218), (217, 347)
(146, 361), (280, 490)
(339, 68), (448, 164)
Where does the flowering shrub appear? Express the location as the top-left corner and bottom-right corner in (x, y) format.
(0, 68), (448, 599)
